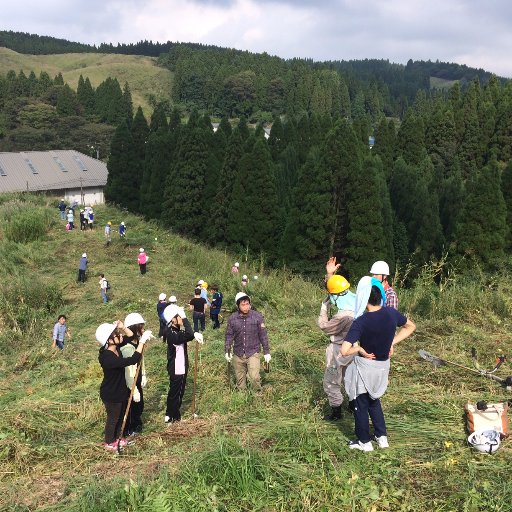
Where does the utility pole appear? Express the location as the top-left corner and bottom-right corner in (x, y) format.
(80, 177), (84, 205)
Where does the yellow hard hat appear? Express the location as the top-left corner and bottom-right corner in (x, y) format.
(326, 275), (350, 294)
(202, 281), (208, 289)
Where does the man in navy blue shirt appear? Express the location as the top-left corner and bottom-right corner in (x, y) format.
(341, 280), (416, 451)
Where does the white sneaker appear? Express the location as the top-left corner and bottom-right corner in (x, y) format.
(164, 415), (170, 423)
(348, 439), (374, 452)
(374, 435), (389, 448)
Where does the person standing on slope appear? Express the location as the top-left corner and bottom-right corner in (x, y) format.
(95, 320), (150, 451)
(121, 313), (152, 436)
(162, 304), (196, 423)
(225, 292), (270, 391)
(318, 275), (356, 421)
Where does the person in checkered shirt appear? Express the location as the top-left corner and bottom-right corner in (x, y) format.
(369, 261), (398, 309)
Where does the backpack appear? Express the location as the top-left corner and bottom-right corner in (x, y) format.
(105, 279), (111, 290)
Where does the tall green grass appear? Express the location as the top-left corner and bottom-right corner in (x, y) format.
(1, 194), (512, 512)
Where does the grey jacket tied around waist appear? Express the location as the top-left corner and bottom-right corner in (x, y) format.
(344, 356), (390, 401)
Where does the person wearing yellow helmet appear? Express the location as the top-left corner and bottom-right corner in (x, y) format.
(318, 274), (357, 421)
(104, 221), (112, 246)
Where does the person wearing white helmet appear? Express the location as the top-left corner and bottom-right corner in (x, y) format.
(77, 253), (88, 283)
(325, 257), (398, 309)
(119, 221), (126, 238)
(241, 275), (249, 288)
(231, 262), (240, 273)
(138, 248), (148, 275)
(369, 261), (398, 309)
(225, 292), (271, 391)
(162, 304), (195, 423)
(157, 293), (167, 338)
(120, 313), (152, 436)
(66, 208), (74, 230)
(95, 319), (150, 451)
(87, 207), (94, 230)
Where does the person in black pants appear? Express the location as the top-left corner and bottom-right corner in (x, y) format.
(162, 305), (195, 423)
(95, 320), (150, 451)
(189, 288), (207, 332)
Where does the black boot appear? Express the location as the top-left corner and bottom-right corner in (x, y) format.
(324, 405), (342, 421)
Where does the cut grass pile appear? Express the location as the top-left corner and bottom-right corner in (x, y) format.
(0, 194), (511, 511)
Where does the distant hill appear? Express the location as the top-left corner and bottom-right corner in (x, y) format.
(0, 47), (173, 115)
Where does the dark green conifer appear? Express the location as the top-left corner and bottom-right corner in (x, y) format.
(455, 156), (508, 265)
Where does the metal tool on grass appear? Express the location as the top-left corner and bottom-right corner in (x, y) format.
(117, 344), (146, 454)
(419, 349), (512, 390)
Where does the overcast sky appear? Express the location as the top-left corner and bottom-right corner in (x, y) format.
(3, 0), (512, 77)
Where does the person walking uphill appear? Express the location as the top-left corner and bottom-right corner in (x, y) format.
(105, 221), (112, 246)
(341, 276), (416, 452)
(138, 248), (148, 275)
(77, 253), (88, 283)
(225, 292), (271, 391)
(162, 304), (196, 423)
(157, 293), (168, 338)
(189, 288), (207, 332)
(95, 320), (150, 451)
(99, 274), (109, 304)
(121, 313), (152, 436)
(210, 284), (223, 329)
(52, 314), (71, 350)
(318, 275), (356, 421)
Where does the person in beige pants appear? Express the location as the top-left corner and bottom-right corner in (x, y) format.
(318, 275), (356, 420)
(225, 292), (271, 391)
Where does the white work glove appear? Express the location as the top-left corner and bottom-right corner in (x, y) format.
(141, 374), (147, 388)
(194, 332), (204, 344)
(177, 307), (186, 319)
(133, 389), (141, 402)
(139, 330), (153, 345)
(225, 352), (232, 363)
(264, 354), (271, 363)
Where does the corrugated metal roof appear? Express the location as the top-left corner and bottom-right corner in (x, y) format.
(0, 150), (108, 193)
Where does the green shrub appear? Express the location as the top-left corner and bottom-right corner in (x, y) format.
(0, 201), (54, 243)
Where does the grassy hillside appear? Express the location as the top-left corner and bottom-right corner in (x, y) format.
(0, 47), (173, 115)
(1, 194), (512, 511)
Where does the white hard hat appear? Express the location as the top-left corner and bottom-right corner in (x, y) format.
(468, 429), (501, 454)
(95, 323), (116, 347)
(169, 295), (177, 303)
(369, 261), (390, 275)
(197, 279), (204, 285)
(139, 248), (144, 252)
(235, 292), (251, 306)
(242, 275), (248, 280)
(82, 253), (87, 258)
(121, 221), (125, 226)
(234, 262), (239, 267)
(159, 293), (167, 301)
(254, 275), (258, 280)
(163, 304), (180, 323)
(124, 312), (145, 328)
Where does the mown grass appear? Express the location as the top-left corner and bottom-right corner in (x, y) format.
(0, 194), (511, 511)
(0, 47), (173, 115)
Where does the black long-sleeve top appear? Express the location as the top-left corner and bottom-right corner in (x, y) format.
(164, 318), (194, 375)
(99, 348), (141, 402)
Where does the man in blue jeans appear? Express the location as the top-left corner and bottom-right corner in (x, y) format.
(341, 277), (416, 451)
(189, 288), (207, 332)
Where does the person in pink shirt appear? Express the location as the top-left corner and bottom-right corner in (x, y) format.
(138, 248), (148, 275)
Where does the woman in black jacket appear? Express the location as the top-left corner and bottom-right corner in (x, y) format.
(162, 305), (195, 423)
(95, 320), (149, 451)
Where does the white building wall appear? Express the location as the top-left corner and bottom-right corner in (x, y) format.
(62, 187), (105, 206)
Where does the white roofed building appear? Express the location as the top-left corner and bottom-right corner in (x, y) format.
(0, 150), (108, 205)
